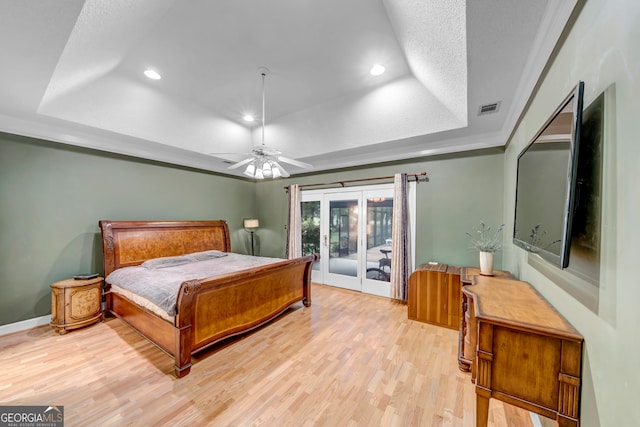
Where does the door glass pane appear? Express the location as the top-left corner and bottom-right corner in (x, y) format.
(365, 197), (393, 281)
(301, 201), (321, 271)
(329, 199), (358, 277)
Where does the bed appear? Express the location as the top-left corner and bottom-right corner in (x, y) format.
(99, 219), (316, 378)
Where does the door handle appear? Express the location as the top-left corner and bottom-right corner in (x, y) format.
(323, 234), (328, 247)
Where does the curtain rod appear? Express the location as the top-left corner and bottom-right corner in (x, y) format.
(284, 172), (428, 192)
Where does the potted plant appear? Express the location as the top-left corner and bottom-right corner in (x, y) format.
(466, 221), (504, 275)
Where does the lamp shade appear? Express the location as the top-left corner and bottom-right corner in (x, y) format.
(243, 218), (260, 229)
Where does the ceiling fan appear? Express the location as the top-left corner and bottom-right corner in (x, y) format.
(211, 68), (312, 179)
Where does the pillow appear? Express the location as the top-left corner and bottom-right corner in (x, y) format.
(188, 250), (228, 261)
(141, 255), (191, 269)
(141, 250), (228, 269)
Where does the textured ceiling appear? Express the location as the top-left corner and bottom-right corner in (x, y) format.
(0, 0), (578, 177)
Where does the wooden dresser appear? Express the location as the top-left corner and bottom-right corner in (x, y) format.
(462, 275), (583, 427)
(408, 263), (461, 330)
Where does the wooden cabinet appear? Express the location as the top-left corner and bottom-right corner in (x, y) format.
(462, 275), (583, 427)
(408, 263), (461, 330)
(50, 276), (103, 334)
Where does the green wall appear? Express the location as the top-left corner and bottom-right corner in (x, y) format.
(0, 133), (256, 326)
(0, 133), (505, 327)
(503, 0), (640, 425)
(254, 149), (505, 269)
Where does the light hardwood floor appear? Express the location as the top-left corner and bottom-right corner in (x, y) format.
(0, 284), (533, 426)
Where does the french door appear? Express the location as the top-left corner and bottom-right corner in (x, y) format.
(301, 184), (414, 298)
(324, 191), (362, 291)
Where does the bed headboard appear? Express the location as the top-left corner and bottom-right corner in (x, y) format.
(99, 220), (231, 277)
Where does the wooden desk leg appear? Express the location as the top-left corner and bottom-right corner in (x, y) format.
(557, 416), (579, 427)
(475, 322), (494, 427)
(557, 372), (580, 427)
(557, 340), (582, 427)
(475, 393), (490, 427)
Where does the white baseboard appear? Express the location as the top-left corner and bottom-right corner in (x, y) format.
(530, 412), (544, 427)
(0, 315), (50, 336)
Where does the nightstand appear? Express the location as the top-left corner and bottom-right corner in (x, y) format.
(50, 276), (103, 334)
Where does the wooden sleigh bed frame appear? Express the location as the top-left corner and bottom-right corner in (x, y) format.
(99, 220), (316, 378)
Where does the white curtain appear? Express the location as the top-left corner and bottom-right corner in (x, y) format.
(286, 184), (302, 259)
(390, 173), (410, 301)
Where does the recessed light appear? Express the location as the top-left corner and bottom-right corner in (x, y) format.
(144, 69), (161, 80)
(243, 115), (254, 122)
(370, 64), (386, 76)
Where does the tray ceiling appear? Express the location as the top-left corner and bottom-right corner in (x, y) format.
(0, 0), (577, 177)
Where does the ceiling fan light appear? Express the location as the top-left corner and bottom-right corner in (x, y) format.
(255, 168), (264, 179)
(260, 160), (273, 177)
(244, 162), (256, 177)
(272, 165), (282, 178)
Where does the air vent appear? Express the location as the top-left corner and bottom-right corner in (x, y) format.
(478, 101), (501, 116)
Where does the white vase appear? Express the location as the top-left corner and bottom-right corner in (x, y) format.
(479, 251), (494, 276)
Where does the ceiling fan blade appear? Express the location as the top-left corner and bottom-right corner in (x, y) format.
(227, 157), (255, 170)
(277, 155), (312, 169)
(208, 152), (252, 163)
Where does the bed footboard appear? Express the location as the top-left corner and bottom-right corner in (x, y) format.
(173, 255), (316, 377)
